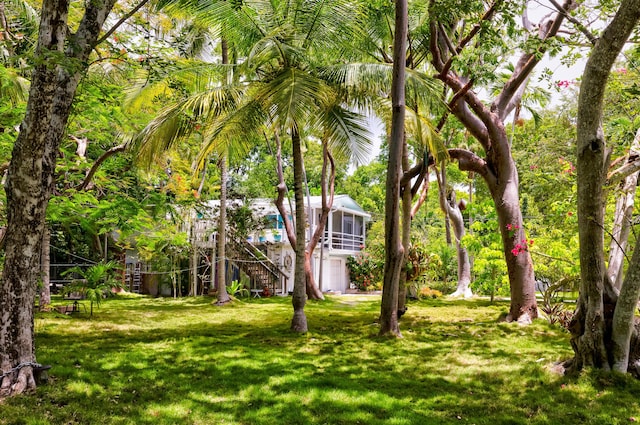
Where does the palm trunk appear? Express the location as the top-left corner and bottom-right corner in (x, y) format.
(215, 37), (231, 306)
(216, 154), (231, 305)
(290, 128), (308, 332)
(398, 137), (412, 315)
(379, 0), (407, 337)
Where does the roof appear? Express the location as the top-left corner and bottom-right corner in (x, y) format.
(204, 195), (370, 218)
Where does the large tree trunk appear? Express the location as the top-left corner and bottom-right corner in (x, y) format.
(492, 174), (537, 323)
(429, 2), (580, 323)
(290, 128), (308, 332)
(570, 0), (640, 373)
(379, 0), (407, 337)
(607, 129), (640, 289)
(0, 0), (117, 397)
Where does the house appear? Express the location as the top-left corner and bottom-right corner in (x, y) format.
(193, 194), (370, 295)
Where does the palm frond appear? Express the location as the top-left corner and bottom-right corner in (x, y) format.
(0, 64), (29, 104)
(320, 105), (373, 166)
(253, 67), (325, 133)
(134, 84), (244, 166)
(195, 98), (267, 169)
(405, 108), (449, 164)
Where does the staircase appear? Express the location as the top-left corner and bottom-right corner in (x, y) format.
(227, 238), (286, 295)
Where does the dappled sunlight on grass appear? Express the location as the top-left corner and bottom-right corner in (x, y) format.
(2, 294), (640, 424)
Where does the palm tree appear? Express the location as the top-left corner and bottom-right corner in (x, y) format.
(62, 261), (122, 317)
(134, 0), (379, 332)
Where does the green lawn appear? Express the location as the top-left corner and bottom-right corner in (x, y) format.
(2, 294), (639, 424)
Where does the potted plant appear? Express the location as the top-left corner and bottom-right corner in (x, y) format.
(258, 230), (266, 242)
(273, 229), (282, 242)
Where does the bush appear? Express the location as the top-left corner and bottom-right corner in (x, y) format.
(418, 287), (443, 299)
(346, 253), (380, 291)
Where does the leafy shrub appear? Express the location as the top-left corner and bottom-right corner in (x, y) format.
(346, 253), (380, 291)
(540, 281), (574, 330)
(418, 287), (443, 299)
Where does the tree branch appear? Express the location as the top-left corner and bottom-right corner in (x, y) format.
(307, 144), (335, 252)
(493, 0), (577, 119)
(449, 148), (496, 186)
(548, 0), (598, 45)
(75, 142), (128, 191)
(96, 0), (151, 46)
(272, 131), (297, 250)
(439, 0), (502, 77)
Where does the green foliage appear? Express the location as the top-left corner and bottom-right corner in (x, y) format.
(61, 261), (123, 316)
(540, 281), (574, 330)
(423, 242), (457, 285)
(346, 252), (380, 291)
(227, 279), (249, 298)
(463, 200), (509, 301)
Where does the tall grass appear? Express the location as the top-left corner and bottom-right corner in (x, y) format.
(2, 294), (639, 424)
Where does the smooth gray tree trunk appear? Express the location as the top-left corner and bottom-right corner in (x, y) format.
(290, 128), (308, 333)
(571, 0), (640, 373)
(607, 129), (640, 289)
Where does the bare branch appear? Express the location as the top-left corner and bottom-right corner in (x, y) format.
(439, 0), (502, 77)
(548, 0), (598, 44)
(96, 0), (151, 46)
(449, 148), (496, 187)
(493, 0), (577, 119)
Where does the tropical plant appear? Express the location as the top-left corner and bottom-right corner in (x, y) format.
(226, 279), (249, 299)
(346, 253), (380, 292)
(61, 261), (123, 317)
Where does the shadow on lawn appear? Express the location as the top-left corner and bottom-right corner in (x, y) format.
(8, 296), (639, 425)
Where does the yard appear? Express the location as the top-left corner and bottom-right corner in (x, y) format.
(2, 294), (639, 424)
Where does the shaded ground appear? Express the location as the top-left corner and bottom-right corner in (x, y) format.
(1, 294), (639, 424)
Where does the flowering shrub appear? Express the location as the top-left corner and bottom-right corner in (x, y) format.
(418, 287), (443, 299)
(346, 253), (380, 291)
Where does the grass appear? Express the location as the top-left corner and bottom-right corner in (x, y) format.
(2, 294), (640, 424)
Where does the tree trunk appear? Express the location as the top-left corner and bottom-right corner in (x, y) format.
(290, 128), (308, 333)
(441, 163), (452, 246)
(492, 176), (537, 323)
(215, 37), (231, 306)
(39, 227), (51, 310)
(379, 0), (407, 337)
(436, 177), (471, 298)
(216, 154), (231, 305)
(429, 2), (580, 323)
(607, 129), (640, 289)
(0, 0), (117, 397)
(398, 136), (412, 315)
(570, 0), (640, 373)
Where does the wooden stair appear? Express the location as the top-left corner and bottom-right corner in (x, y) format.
(227, 238), (285, 295)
